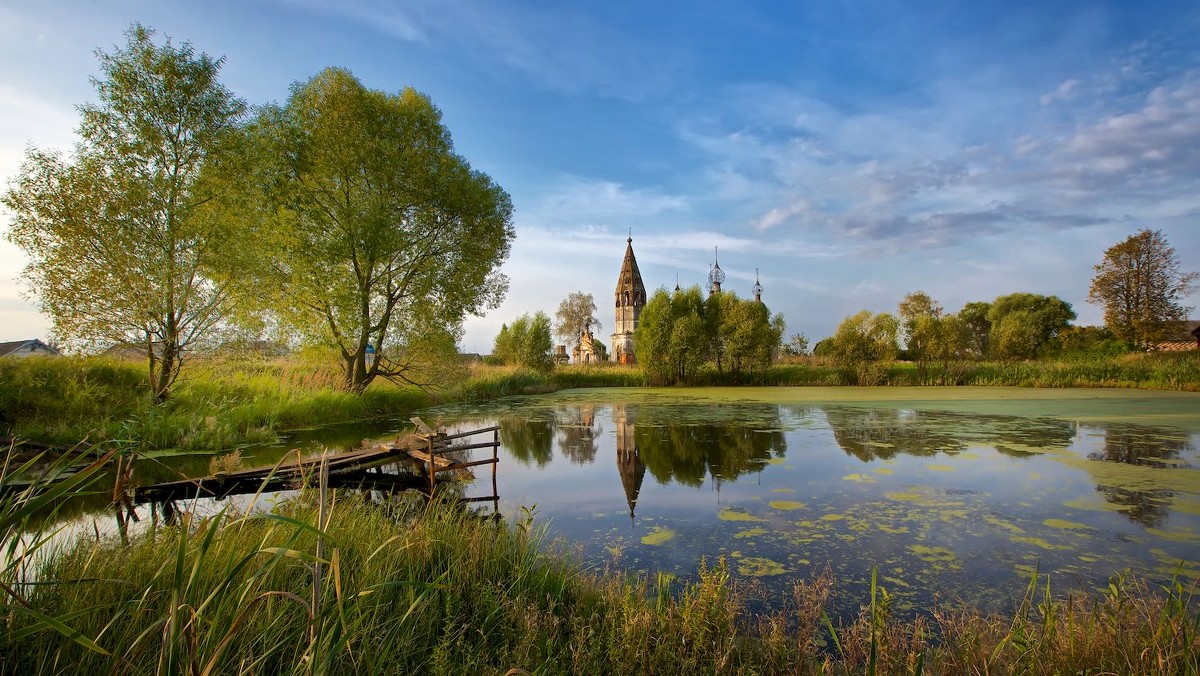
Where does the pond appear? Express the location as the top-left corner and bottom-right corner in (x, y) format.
(420, 387), (1200, 617)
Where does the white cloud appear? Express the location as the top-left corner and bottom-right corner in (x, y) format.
(1040, 78), (1082, 105)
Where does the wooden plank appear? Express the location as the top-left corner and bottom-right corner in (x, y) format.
(440, 458), (498, 472)
(437, 425), (500, 442)
(405, 449), (455, 469)
(429, 440), (500, 455)
(410, 416), (436, 436)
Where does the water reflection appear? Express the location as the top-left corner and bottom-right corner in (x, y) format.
(1089, 425), (1194, 468)
(614, 404), (645, 519)
(634, 411), (787, 487)
(499, 414), (555, 467)
(821, 407), (1076, 462)
(1086, 425), (1195, 528)
(557, 403), (600, 465)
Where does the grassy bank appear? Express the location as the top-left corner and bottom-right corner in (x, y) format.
(0, 355), (431, 451)
(2, 351), (1196, 452)
(3, 486), (1196, 674)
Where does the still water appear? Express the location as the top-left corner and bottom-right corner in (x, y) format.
(421, 387), (1200, 615)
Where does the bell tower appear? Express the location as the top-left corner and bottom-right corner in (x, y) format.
(611, 234), (646, 363)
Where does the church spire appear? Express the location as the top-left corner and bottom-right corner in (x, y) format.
(753, 267), (763, 303)
(708, 246), (725, 296)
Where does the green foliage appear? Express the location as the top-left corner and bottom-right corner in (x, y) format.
(828, 310), (900, 385)
(1044, 325), (1132, 360)
(715, 294), (785, 382)
(781, 333), (810, 357)
(2, 24), (247, 399)
(987, 293), (1076, 360)
(897, 292), (973, 384)
(635, 286), (709, 384)
(222, 67), (514, 393)
(635, 287), (782, 385)
(958, 301), (992, 358)
(554, 291), (600, 347)
(492, 312), (554, 372)
(1089, 228), (1198, 348)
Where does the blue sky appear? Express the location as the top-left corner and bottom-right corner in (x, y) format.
(2, 0), (1198, 353)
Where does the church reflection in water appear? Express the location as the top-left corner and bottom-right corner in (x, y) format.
(614, 403), (646, 520)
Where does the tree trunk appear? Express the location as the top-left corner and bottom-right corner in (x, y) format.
(342, 349), (374, 393)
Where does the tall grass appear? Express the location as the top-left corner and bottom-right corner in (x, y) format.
(0, 356), (432, 452)
(3, 490), (1197, 674)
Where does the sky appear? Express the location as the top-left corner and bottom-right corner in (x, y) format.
(1, 0), (1199, 354)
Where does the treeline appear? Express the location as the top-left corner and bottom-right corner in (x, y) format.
(813, 291), (1086, 385)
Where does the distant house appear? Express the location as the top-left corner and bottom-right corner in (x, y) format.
(1152, 320), (1200, 352)
(101, 341), (160, 361)
(0, 339), (60, 358)
(214, 340), (291, 359)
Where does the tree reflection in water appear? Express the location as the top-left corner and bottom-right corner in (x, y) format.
(1088, 425), (1195, 528)
(632, 407), (787, 488)
(556, 403), (600, 465)
(498, 414), (556, 467)
(820, 406), (1076, 462)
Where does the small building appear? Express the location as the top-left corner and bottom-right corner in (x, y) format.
(573, 327), (601, 363)
(1153, 320), (1200, 352)
(0, 339), (60, 358)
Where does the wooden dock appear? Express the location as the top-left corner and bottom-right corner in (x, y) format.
(132, 421), (501, 506)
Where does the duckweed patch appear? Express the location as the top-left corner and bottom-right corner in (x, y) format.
(734, 527), (768, 539)
(768, 500), (807, 511)
(909, 545), (957, 563)
(843, 473), (877, 483)
(734, 555), (789, 577)
(1043, 518), (1092, 530)
(718, 506), (766, 522)
(1012, 536), (1072, 551)
(641, 526), (676, 546)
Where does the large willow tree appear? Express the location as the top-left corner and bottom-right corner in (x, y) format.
(3, 25), (246, 399)
(229, 68), (514, 392)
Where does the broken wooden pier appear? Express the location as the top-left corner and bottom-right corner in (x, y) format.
(132, 420), (500, 508)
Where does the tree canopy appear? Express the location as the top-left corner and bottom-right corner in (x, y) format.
(986, 293), (1075, 359)
(634, 287), (782, 385)
(223, 68), (514, 392)
(492, 312), (553, 371)
(827, 310), (899, 385)
(1088, 228), (1197, 348)
(2, 24), (246, 399)
(554, 292), (600, 347)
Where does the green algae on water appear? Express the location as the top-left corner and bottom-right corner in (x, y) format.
(718, 506), (766, 522)
(641, 526), (676, 546)
(769, 500), (807, 511)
